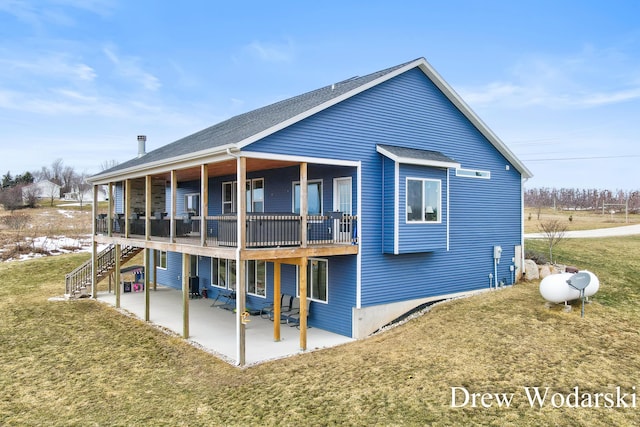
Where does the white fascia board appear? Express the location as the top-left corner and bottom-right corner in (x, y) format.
(376, 145), (461, 170)
(415, 60), (533, 179)
(88, 144), (238, 184)
(240, 150), (360, 167)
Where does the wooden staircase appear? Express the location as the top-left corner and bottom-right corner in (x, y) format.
(65, 245), (142, 298)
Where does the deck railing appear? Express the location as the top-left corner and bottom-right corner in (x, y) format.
(96, 213), (358, 248)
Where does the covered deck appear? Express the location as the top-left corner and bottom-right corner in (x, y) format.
(96, 286), (354, 366)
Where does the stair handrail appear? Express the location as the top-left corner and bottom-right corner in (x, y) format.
(65, 245), (140, 296)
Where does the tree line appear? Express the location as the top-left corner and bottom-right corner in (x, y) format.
(525, 187), (640, 213)
(0, 159), (101, 211)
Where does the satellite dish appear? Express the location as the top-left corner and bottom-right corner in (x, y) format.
(566, 272), (591, 291)
(566, 272), (592, 318)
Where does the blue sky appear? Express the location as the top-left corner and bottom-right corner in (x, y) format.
(1, 0), (639, 190)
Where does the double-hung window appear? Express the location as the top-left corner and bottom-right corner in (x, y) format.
(406, 178), (441, 223)
(293, 180), (322, 215)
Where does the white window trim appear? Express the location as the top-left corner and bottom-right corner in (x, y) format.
(456, 168), (491, 179)
(406, 177), (442, 224)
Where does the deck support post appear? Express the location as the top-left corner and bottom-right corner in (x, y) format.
(299, 256), (308, 350)
(236, 156), (247, 366)
(170, 170), (177, 243)
(201, 164), (208, 247)
(300, 162), (308, 248)
(124, 179), (131, 238)
(107, 182), (113, 237)
(273, 261), (281, 341)
(182, 253), (190, 338)
(144, 248), (150, 321)
(145, 175), (151, 241)
(91, 185), (98, 299)
(115, 244), (121, 308)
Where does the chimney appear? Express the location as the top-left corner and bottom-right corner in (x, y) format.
(137, 135), (146, 158)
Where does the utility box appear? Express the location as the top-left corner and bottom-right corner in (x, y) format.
(493, 246), (502, 262)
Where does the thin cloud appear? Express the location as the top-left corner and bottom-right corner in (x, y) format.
(246, 39), (294, 62)
(0, 53), (96, 83)
(460, 46), (640, 109)
(103, 45), (161, 91)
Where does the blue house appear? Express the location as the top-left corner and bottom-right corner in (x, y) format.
(80, 57), (532, 365)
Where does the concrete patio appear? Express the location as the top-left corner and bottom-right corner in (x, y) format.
(96, 285), (354, 366)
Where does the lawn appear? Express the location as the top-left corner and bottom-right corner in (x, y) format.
(1, 237), (640, 425)
(524, 207), (639, 234)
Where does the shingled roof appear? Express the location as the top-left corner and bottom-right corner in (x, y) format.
(91, 57), (532, 182)
(93, 59), (416, 180)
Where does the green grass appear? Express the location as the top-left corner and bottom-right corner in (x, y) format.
(1, 239), (640, 425)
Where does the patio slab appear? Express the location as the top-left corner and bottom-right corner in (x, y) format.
(96, 286), (354, 366)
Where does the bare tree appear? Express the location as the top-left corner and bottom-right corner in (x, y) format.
(74, 172), (92, 209)
(61, 165), (75, 195)
(538, 219), (567, 264)
(100, 159), (119, 171)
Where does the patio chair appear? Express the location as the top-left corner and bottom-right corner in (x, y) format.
(285, 299), (312, 328)
(260, 293), (294, 322)
(210, 290), (236, 310)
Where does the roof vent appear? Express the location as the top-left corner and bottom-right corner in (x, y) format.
(137, 135), (147, 158)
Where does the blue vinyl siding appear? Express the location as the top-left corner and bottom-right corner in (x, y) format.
(397, 164), (447, 253)
(114, 66), (524, 337)
(245, 67), (523, 309)
(382, 156), (395, 254)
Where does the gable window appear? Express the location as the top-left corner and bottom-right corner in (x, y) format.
(456, 168), (491, 179)
(293, 180), (322, 215)
(406, 178), (441, 223)
(297, 258), (328, 303)
(223, 179), (264, 213)
(246, 260), (266, 297)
